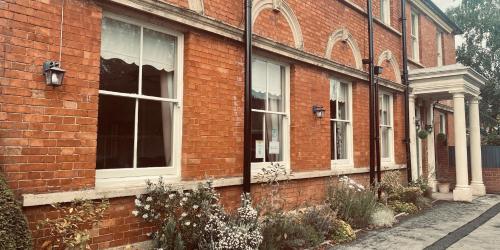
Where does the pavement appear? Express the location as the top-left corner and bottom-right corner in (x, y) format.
(332, 194), (500, 250)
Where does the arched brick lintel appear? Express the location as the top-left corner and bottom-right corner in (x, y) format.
(252, 0), (304, 50)
(325, 28), (363, 70)
(377, 50), (402, 84)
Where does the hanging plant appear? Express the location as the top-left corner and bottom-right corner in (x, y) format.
(417, 130), (429, 139)
(437, 133), (447, 142)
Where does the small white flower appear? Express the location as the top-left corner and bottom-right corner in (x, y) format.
(184, 221), (191, 226)
(146, 196), (153, 202)
(196, 214), (202, 218)
(181, 212), (188, 217)
(193, 223), (197, 227)
(182, 197), (188, 202)
(135, 199), (142, 206)
(132, 210), (139, 216)
(192, 205), (199, 209)
(169, 194), (175, 199)
(144, 204), (150, 210)
(142, 214), (148, 219)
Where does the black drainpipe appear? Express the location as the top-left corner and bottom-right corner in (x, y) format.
(367, 0), (377, 186)
(243, 0), (252, 193)
(400, 0), (412, 183)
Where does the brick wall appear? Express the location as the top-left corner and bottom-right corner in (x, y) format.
(1, 0), (456, 248)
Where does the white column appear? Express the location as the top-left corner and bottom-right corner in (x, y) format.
(452, 92), (472, 201)
(426, 103), (437, 191)
(469, 97), (486, 195)
(409, 94), (419, 181)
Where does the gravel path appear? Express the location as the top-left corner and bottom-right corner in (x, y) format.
(332, 195), (500, 250)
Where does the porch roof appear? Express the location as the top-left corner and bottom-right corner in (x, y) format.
(408, 64), (487, 99)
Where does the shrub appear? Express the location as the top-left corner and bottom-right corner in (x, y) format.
(388, 201), (418, 214)
(134, 179), (223, 249)
(299, 206), (337, 238)
(370, 206), (396, 228)
(260, 213), (324, 250)
(327, 176), (378, 228)
(37, 199), (109, 250)
(156, 219), (185, 250)
(399, 187), (424, 204)
(0, 174), (33, 250)
(200, 194), (262, 250)
(330, 219), (355, 244)
(414, 196), (432, 210)
(380, 171), (404, 196)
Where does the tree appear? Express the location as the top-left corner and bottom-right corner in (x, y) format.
(446, 0), (500, 144)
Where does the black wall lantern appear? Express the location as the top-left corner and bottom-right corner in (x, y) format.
(312, 105), (325, 118)
(374, 65), (384, 75)
(43, 61), (65, 87)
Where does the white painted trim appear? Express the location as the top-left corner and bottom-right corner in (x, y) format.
(379, 91), (395, 164)
(380, 0), (391, 25)
(252, 0), (304, 49)
(325, 28), (363, 70)
(330, 78), (354, 169)
(377, 50), (402, 84)
(410, 0), (455, 34)
(410, 11), (420, 62)
(187, 0), (204, 14)
(97, 12), (184, 181)
(22, 165), (406, 207)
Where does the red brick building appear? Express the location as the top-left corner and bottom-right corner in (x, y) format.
(0, 0), (488, 248)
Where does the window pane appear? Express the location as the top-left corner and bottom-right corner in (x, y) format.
(381, 127), (390, 158)
(100, 18), (140, 93)
(142, 28), (176, 98)
(267, 63), (284, 112)
(265, 113), (283, 162)
(380, 94), (390, 125)
(251, 112), (264, 163)
(137, 100), (173, 168)
(96, 95), (135, 169)
(330, 80), (337, 119)
(335, 121), (348, 160)
(330, 121), (336, 160)
(142, 68), (175, 98)
(338, 83), (348, 120)
(252, 59), (267, 110)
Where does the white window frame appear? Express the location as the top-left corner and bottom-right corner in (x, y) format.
(379, 91), (395, 164)
(439, 112), (446, 134)
(380, 0), (391, 25)
(96, 12), (184, 183)
(330, 78), (354, 169)
(411, 11), (420, 62)
(250, 56), (291, 173)
(436, 32), (443, 66)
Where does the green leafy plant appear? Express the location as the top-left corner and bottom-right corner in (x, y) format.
(388, 201), (418, 214)
(0, 173), (33, 250)
(260, 213), (324, 250)
(437, 133), (447, 142)
(327, 176), (378, 228)
(37, 199), (109, 250)
(330, 219), (356, 244)
(157, 219), (185, 250)
(418, 130), (429, 139)
(299, 206), (337, 238)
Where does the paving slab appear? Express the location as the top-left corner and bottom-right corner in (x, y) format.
(447, 212), (500, 250)
(332, 195), (500, 250)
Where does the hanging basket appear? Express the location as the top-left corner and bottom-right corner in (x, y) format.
(437, 133), (447, 142)
(417, 130), (429, 139)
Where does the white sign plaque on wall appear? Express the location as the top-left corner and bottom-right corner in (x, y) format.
(269, 141), (280, 155)
(255, 140), (265, 159)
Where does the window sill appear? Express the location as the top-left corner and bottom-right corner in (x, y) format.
(22, 164), (406, 207)
(409, 58), (425, 68)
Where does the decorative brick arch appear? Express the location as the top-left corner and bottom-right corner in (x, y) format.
(377, 50), (401, 83)
(252, 0), (304, 49)
(325, 28), (363, 70)
(188, 0), (204, 14)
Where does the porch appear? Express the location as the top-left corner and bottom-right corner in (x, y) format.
(408, 64), (487, 202)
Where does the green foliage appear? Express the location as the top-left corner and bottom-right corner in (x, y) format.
(299, 206), (337, 238)
(37, 199), (109, 250)
(370, 205), (396, 228)
(0, 174), (33, 250)
(260, 213), (324, 250)
(156, 219), (185, 250)
(447, 0), (500, 137)
(330, 219), (356, 244)
(327, 178), (378, 228)
(388, 201), (418, 214)
(417, 130), (429, 139)
(414, 196), (433, 210)
(380, 171), (404, 196)
(410, 178), (432, 198)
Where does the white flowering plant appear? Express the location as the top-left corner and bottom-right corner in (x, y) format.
(200, 193), (262, 250)
(133, 178), (223, 249)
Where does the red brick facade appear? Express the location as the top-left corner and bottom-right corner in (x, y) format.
(1, 0), (460, 248)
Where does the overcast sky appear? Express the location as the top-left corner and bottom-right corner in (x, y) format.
(432, 0), (461, 12)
